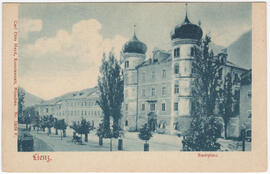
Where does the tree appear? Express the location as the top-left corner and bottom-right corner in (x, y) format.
(40, 116), (47, 132)
(138, 124), (153, 151)
(218, 73), (234, 139)
(80, 118), (94, 142)
(182, 115), (222, 151)
(97, 51), (124, 150)
(70, 118), (94, 143)
(45, 115), (54, 135)
(53, 118), (59, 135)
(32, 113), (41, 132)
(70, 120), (82, 144)
(22, 106), (38, 130)
(57, 119), (67, 139)
(182, 35), (223, 151)
(97, 53), (112, 138)
(96, 122), (104, 146)
(18, 88), (25, 124)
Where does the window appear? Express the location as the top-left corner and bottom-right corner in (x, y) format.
(142, 89), (145, 97)
(191, 63), (195, 74)
(174, 48), (180, 58)
(126, 104), (128, 111)
(174, 84), (179, 94)
(152, 70), (155, 80)
(162, 87), (166, 96)
(174, 102), (178, 111)
(174, 63), (179, 74)
(150, 104), (155, 111)
(190, 47), (195, 56)
(152, 88), (156, 96)
(125, 61), (129, 68)
(162, 103), (166, 111)
(162, 70), (166, 79)
(142, 104), (145, 111)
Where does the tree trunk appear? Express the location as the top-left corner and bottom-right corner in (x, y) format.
(118, 138), (123, 150)
(48, 128), (51, 135)
(110, 138), (112, 151)
(85, 133), (88, 142)
(99, 136), (103, 146)
(60, 130), (63, 140)
(224, 122), (228, 139)
(63, 129), (66, 137)
(144, 141), (149, 151)
(55, 129), (58, 135)
(80, 134), (83, 144)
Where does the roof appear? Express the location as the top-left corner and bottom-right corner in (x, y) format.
(37, 87), (99, 106)
(225, 60), (248, 71)
(136, 49), (171, 69)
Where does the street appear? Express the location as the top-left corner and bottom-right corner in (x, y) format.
(27, 130), (251, 152)
(29, 130), (181, 151)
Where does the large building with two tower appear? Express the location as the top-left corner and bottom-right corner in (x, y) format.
(121, 10), (248, 136)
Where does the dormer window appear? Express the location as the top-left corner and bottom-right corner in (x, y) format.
(174, 48), (180, 58)
(125, 61), (129, 68)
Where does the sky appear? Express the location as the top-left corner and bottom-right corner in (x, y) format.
(18, 3), (252, 100)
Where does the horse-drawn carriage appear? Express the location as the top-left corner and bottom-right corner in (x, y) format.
(18, 132), (34, 151)
(72, 134), (82, 144)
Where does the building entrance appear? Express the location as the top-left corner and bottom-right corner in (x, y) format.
(148, 112), (157, 131)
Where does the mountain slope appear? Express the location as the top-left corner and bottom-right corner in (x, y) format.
(19, 87), (44, 107)
(41, 87), (98, 105)
(227, 30), (252, 69)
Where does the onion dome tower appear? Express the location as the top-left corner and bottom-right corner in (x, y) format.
(123, 32), (147, 55)
(122, 25), (147, 131)
(170, 4), (203, 135)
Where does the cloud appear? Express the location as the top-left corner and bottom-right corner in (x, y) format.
(20, 19), (127, 100)
(20, 18), (43, 40)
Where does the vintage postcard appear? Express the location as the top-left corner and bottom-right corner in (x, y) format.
(2, 2), (267, 172)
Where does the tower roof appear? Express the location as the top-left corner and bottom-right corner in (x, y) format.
(122, 25), (147, 54)
(171, 4), (203, 40)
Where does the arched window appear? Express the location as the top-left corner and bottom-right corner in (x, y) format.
(174, 63), (179, 74)
(162, 70), (166, 79)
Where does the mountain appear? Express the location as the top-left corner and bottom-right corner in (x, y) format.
(227, 30), (252, 69)
(209, 42), (225, 55)
(41, 87), (98, 105)
(19, 87), (44, 107)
